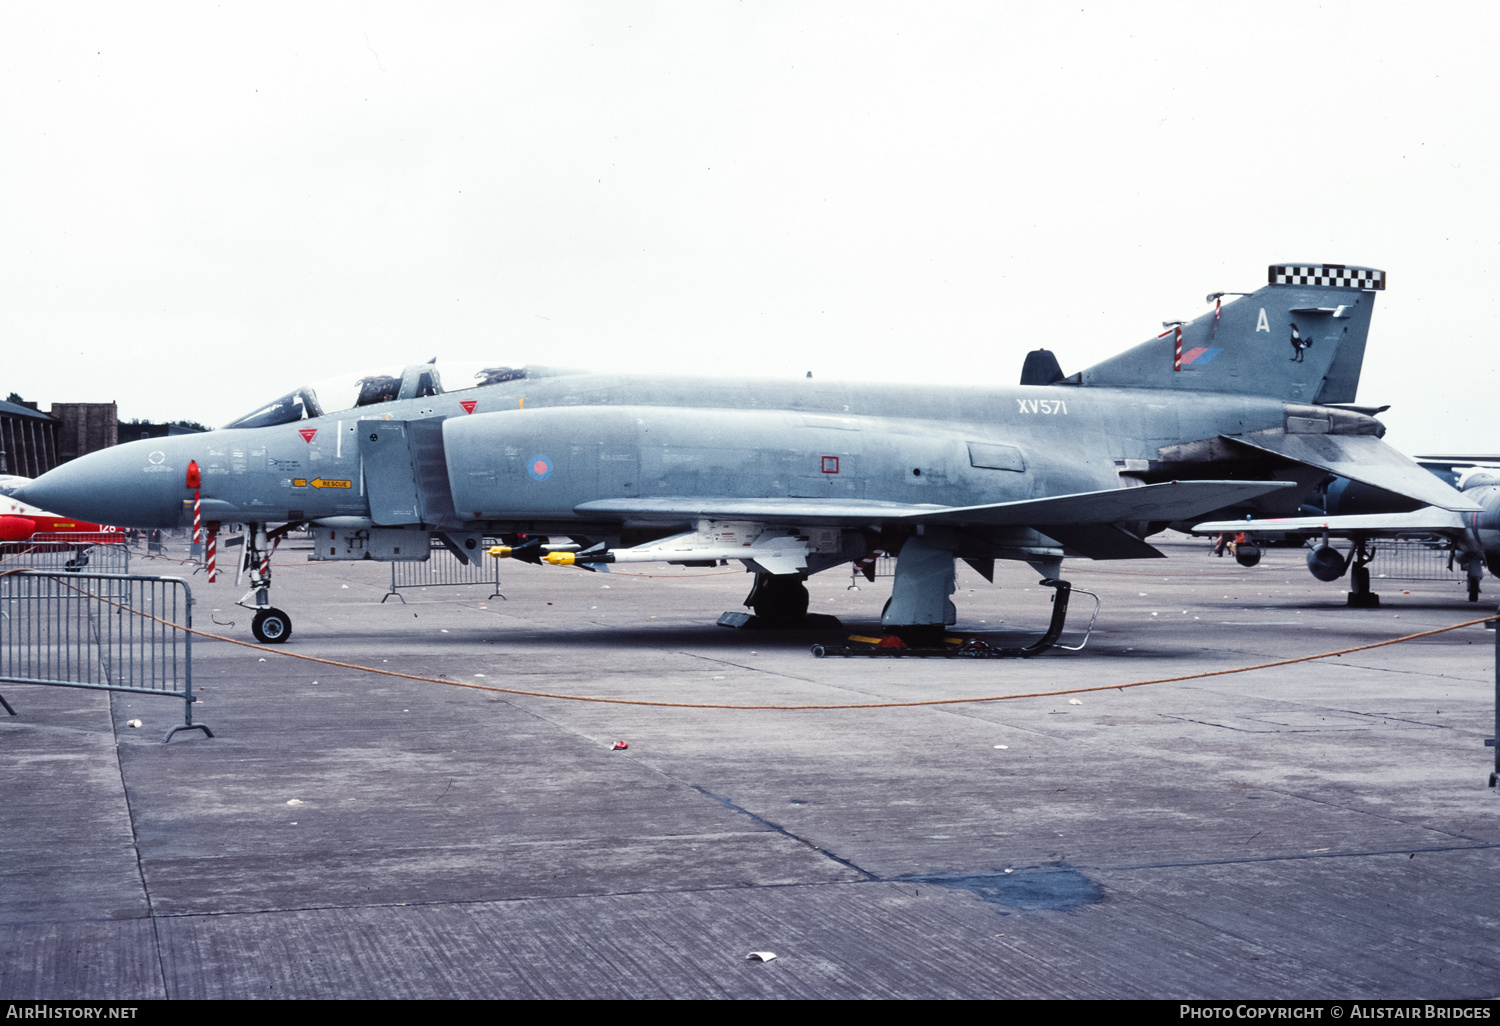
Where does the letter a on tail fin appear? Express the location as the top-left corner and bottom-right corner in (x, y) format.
(1076, 263), (1385, 403)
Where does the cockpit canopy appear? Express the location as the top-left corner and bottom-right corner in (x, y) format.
(224, 361), (529, 430)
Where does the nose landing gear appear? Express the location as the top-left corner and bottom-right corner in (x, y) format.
(251, 607), (293, 644)
(235, 522), (300, 644)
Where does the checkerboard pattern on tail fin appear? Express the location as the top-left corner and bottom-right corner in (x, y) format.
(1075, 262), (1385, 404)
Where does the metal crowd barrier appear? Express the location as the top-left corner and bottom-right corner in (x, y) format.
(1, 534), (131, 575)
(1369, 539), (1473, 586)
(847, 555), (897, 588)
(382, 538), (505, 604)
(0, 569), (209, 742)
(31, 531), (128, 546)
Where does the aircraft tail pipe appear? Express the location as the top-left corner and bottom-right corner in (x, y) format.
(813, 578), (1094, 659)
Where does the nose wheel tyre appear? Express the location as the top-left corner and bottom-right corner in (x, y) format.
(252, 607), (293, 644)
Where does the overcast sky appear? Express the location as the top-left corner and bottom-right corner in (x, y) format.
(2, 2), (1495, 453)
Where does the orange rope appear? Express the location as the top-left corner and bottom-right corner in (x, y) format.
(1069, 565), (1302, 578)
(17, 570), (1496, 711)
(585, 568), (743, 578)
(0, 546), (37, 569)
(202, 615), (1495, 709)
(157, 605), (1500, 710)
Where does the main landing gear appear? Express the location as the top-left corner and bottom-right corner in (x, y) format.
(812, 532), (1098, 657)
(1462, 555), (1484, 603)
(236, 523), (298, 644)
(744, 573), (810, 627)
(1347, 539), (1380, 609)
(815, 578), (1090, 658)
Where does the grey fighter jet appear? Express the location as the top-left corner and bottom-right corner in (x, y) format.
(16, 262), (1475, 644)
(1195, 456), (1500, 607)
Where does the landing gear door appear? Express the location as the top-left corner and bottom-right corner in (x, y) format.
(358, 421), (421, 525)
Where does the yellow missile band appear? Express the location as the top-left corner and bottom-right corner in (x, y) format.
(543, 551), (576, 566)
(488, 546), (513, 558)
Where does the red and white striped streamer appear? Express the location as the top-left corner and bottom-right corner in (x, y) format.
(261, 535), (281, 578)
(1157, 324), (1185, 371)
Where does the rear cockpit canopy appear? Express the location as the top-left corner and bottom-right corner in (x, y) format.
(224, 361), (530, 429)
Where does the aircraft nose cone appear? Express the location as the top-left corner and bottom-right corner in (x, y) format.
(16, 439), (192, 528)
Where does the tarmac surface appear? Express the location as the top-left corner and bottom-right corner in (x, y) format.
(2, 536), (1498, 999)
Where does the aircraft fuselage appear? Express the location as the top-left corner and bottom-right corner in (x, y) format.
(29, 371), (1296, 534)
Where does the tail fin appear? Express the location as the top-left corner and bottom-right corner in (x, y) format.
(1075, 263), (1385, 403)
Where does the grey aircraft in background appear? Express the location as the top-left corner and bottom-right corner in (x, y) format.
(16, 262), (1474, 644)
(1195, 456), (1500, 607)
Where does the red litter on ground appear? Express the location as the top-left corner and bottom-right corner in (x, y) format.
(612, 740), (629, 750)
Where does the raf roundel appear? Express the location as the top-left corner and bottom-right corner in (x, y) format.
(527, 455), (554, 481)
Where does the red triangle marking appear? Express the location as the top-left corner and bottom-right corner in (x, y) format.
(298, 428), (318, 443)
(460, 400), (478, 414)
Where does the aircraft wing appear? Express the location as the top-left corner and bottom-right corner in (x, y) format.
(1224, 433), (1482, 512)
(1415, 455), (1500, 464)
(910, 479), (1293, 526)
(575, 479), (1293, 528)
(1192, 507), (1469, 537)
(574, 497), (948, 523)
